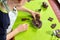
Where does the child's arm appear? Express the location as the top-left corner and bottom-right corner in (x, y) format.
(16, 6), (40, 19)
(17, 6), (33, 14)
(6, 24), (28, 40)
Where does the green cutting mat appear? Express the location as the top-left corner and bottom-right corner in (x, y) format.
(13, 0), (60, 40)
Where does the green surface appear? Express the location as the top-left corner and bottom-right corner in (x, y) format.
(13, 0), (60, 40)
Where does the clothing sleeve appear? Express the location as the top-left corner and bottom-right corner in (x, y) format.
(0, 10), (10, 40)
(0, 10), (10, 29)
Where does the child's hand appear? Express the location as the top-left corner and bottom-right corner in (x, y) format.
(31, 11), (40, 19)
(6, 24), (28, 40)
(17, 24), (28, 32)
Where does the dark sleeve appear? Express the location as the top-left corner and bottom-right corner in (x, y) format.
(0, 10), (10, 40)
(0, 10), (10, 29)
